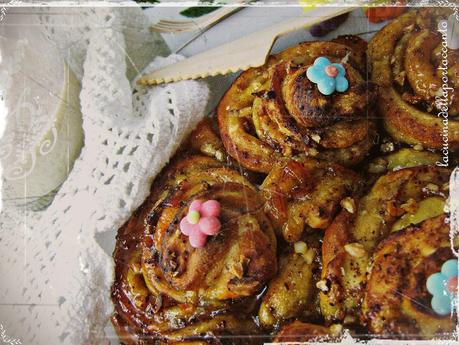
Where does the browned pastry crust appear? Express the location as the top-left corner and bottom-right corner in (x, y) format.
(272, 321), (339, 343)
(258, 234), (322, 328)
(113, 17), (459, 343)
(320, 166), (451, 328)
(368, 8), (459, 150)
(261, 156), (362, 242)
(141, 162), (277, 304)
(111, 121), (276, 344)
(362, 215), (457, 338)
(218, 37), (377, 173)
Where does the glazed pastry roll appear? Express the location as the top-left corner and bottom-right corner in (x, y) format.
(320, 165), (455, 338)
(273, 321), (342, 343)
(369, 8), (459, 150)
(112, 155), (266, 344)
(218, 36), (377, 173)
(363, 215), (457, 337)
(258, 234), (322, 328)
(261, 156), (362, 242)
(111, 120), (277, 344)
(141, 158), (277, 305)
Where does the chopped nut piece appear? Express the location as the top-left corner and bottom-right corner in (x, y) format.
(401, 198), (418, 214)
(316, 279), (329, 292)
(215, 150), (225, 161)
(413, 143), (424, 151)
(340, 197), (356, 214)
(442, 182), (449, 191)
(424, 183), (439, 193)
(343, 315), (357, 325)
(308, 148), (319, 157)
(380, 142), (395, 153)
(368, 158), (388, 174)
(310, 133), (321, 143)
(394, 71), (406, 86)
(330, 324), (343, 335)
(294, 241), (308, 255)
(344, 243), (367, 258)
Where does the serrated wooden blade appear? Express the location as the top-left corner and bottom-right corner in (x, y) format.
(137, 7), (354, 86)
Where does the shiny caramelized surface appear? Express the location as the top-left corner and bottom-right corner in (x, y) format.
(218, 36), (377, 173)
(363, 215), (456, 337)
(261, 156), (361, 242)
(368, 8), (459, 149)
(112, 121), (270, 344)
(321, 166), (452, 327)
(112, 17), (458, 343)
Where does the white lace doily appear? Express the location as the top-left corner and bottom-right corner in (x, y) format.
(0, 5), (209, 345)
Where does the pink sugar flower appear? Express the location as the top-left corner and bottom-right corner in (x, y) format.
(179, 199), (221, 248)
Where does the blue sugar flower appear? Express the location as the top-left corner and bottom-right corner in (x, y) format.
(306, 57), (349, 96)
(426, 259), (458, 316)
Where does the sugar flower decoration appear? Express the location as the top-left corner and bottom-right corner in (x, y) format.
(306, 56), (349, 95)
(180, 199), (221, 248)
(426, 259), (458, 316)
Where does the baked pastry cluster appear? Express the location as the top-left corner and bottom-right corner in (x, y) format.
(369, 8), (459, 150)
(218, 35), (377, 172)
(112, 8), (458, 344)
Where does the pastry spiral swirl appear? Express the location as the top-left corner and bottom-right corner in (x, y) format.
(261, 156), (362, 242)
(141, 157), (277, 305)
(368, 8), (459, 150)
(273, 321), (341, 343)
(218, 36), (377, 173)
(363, 215), (457, 337)
(320, 165), (453, 337)
(112, 121), (277, 344)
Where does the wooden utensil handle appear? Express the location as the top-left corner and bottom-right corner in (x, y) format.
(265, 7), (355, 40)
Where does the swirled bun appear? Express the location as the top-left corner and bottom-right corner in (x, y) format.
(368, 8), (459, 150)
(258, 234), (322, 328)
(141, 157), (277, 305)
(363, 215), (456, 337)
(261, 156), (362, 242)
(112, 121), (276, 344)
(218, 37), (377, 173)
(273, 321), (341, 343)
(320, 165), (451, 330)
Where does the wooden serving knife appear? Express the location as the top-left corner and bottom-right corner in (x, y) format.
(138, 6), (354, 85)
